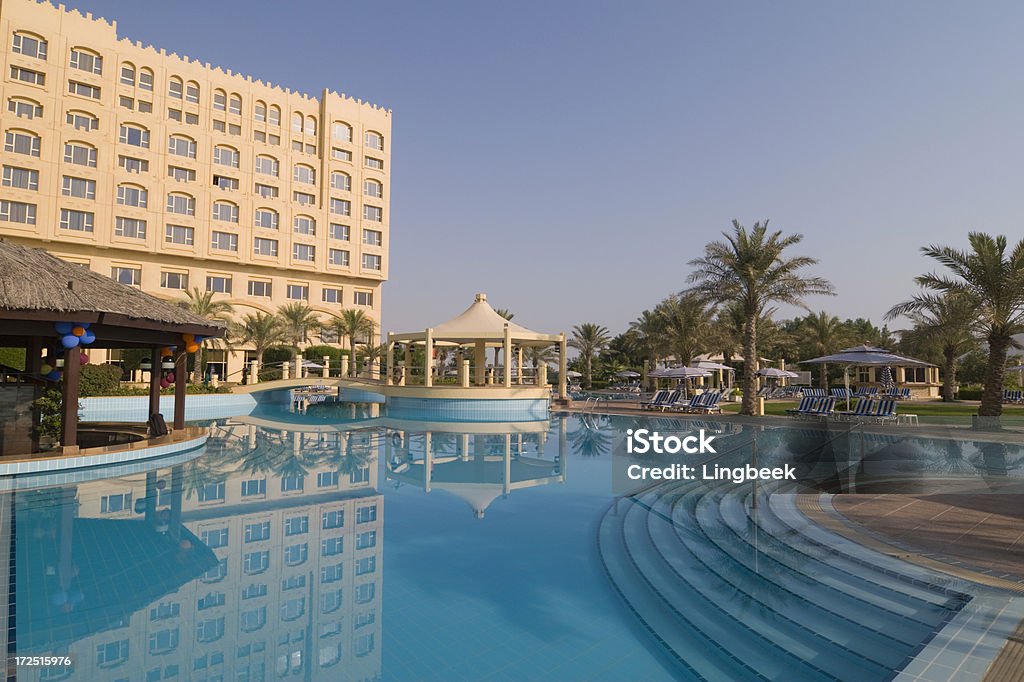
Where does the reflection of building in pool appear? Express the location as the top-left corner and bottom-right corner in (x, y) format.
(26, 422), (383, 682)
(384, 419), (566, 518)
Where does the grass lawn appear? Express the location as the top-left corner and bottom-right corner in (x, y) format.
(720, 399), (1024, 423)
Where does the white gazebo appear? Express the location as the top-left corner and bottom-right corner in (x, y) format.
(386, 293), (568, 398)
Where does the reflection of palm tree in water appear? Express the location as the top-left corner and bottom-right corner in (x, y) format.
(567, 418), (612, 457)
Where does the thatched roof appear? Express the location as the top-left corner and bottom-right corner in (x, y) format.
(0, 240), (225, 332)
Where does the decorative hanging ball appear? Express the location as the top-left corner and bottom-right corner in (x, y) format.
(40, 363), (53, 375)
(47, 370), (61, 381)
(54, 322), (73, 335)
(80, 352), (90, 365)
(160, 378), (169, 389)
(71, 326), (86, 337)
(182, 333), (195, 343)
(61, 334), (80, 349)
(185, 343), (199, 353)
(167, 372), (175, 383)
(161, 347), (173, 357)
(80, 330), (96, 345)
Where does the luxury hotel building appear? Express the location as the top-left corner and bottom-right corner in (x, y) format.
(0, 0), (391, 379)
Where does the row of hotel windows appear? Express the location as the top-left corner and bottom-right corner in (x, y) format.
(10, 32), (386, 149)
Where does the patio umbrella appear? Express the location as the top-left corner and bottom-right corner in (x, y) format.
(802, 344), (933, 410)
(566, 370), (583, 378)
(880, 366), (895, 390)
(615, 370), (641, 378)
(755, 367), (799, 378)
(649, 366), (711, 397)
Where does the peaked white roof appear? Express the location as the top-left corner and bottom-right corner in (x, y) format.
(391, 293), (560, 344)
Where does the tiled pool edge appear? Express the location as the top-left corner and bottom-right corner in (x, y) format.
(80, 393), (258, 423)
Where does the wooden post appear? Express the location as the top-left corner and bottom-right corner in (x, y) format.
(60, 345), (81, 451)
(149, 348), (162, 419)
(173, 351), (187, 430)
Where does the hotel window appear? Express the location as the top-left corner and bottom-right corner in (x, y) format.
(206, 275), (232, 294)
(321, 537), (343, 557)
(322, 509), (344, 530)
(212, 201), (239, 223)
(255, 208), (278, 230)
(291, 112), (303, 133)
(186, 112), (199, 125)
(364, 205), (383, 222)
(196, 592), (225, 610)
(355, 611), (375, 629)
(293, 164), (316, 184)
(197, 481), (225, 502)
(362, 229), (383, 247)
(365, 156), (384, 170)
(68, 81), (101, 99)
(328, 249), (349, 267)
(255, 183), (278, 198)
(364, 131), (383, 151)
(202, 559), (227, 583)
(119, 95), (133, 110)
(213, 175), (238, 190)
(254, 130), (266, 143)
(0, 200), (36, 224)
(268, 105), (281, 126)
(293, 243), (316, 262)
(364, 179), (383, 198)
(282, 575), (306, 592)
(167, 108), (182, 122)
(9, 98), (42, 119)
(329, 223), (350, 241)
(244, 521), (271, 543)
(64, 142), (97, 167)
(213, 119), (225, 133)
(196, 617), (225, 644)
(284, 515), (309, 536)
(12, 33), (47, 59)
(120, 64), (135, 86)
(330, 172), (351, 192)
(65, 110), (97, 130)
(281, 596), (305, 622)
(96, 640), (129, 667)
(293, 215), (316, 236)
(287, 284), (309, 301)
(168, 135), (196, 158)
(114, 217), (146, 239)
(355, 583), (376, 605)
(229, 94), (242, 115)
(356, 557), (377, 579)
(168, 77), (183, 99)
(100, 492), (131, 513)
(281, 475), (304, 492)
(362, 254), (382, 271)
(331, 148), (352, 162)
(168, 165), (195, 183)
(906, 367), (927, 383)
(357, 530), (377, 550)
(241, 583), (267, 600)
(69, 48), (102, 74)
(322, 288), (342, 304)
(2, 166), (38, 190)
(292, 140), (303, 152)
(200, 528), (228, 548)
(253, 238), (278, 257)
(320, 589), (343, 615)
(213, 89), (227, 111)
(59, 208), (93, 232)
(351, 466), (370, 484)
(138, 68), (154, 90)
(185, 81), (200, 104)
(293, 191), (315, 206)
(247, 279), (272, 297)
(150, 602), (180, 621)
(165, 224), (194, 246)
(269, 133), (281, 145)
(10, 65), (45, 86)
(166, 193), (195, 216)
(213, 145), (239, 168)
(332, 121), (352, 142)
(160, 271), (189, 290)
(119, 123), (149, 148)
(330, 198), (350, 216)
(138, 100), (152, 113)
(119, 155), (148, 173)
(210, 231), (238, 252)
(240, 478), (265, 496)
(321, 563), (343, 584)
(117, 184), (148, 207)
(356, 504), (377, 523)
(6, 131), (40, 157)
(254, 101), (266, 123)
(255, 154), (278, 176)
(306, 116), (317, 135)
(240, 607), (266, 633)
(111, 266), (141, 286)
(284, 544), (308, 567)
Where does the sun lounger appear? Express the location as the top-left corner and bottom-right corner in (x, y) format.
(870, 398), (898, 424)
(830, 388), (849, 400)
(653, 389), (682, 411)
(641, 389), (669, 410)
(786, 396), (817, 415)
(681, 391), (722, 414)
(835, 398), (875, 421)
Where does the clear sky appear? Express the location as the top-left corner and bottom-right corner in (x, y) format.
(76, 0), (1024, 337)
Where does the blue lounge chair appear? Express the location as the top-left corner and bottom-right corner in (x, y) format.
(641, 389), (669, 410)
(654, 389), (682, 412)
(836, 398), (875, 421)
(831, 388), (849, 400)
(870, 399), (898, 424)
(786, 396), (816, 415)
(685, 391), (722, 414)
(896, 387), (911, 400)
(802, 396), (835, 418)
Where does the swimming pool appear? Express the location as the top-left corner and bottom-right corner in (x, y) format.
(5, 408), (1023, 680)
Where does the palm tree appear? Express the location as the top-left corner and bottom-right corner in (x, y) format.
(332, 310), (375, 377)
(655, 293), (712, 367)
(569, 323), (611, 389)
(894, 233), (1024, 415)
(804, 310), (847, 389)
(886, 294), (976, 402)
(687, 220), (835, 415)
(493, 308), (514, 368)
(229, 312), (287, 378)
(524, 345), (557, 372)
(629, 309), (664, 389)
(178, 288), (235, 382)
(276, 302), (321, 356)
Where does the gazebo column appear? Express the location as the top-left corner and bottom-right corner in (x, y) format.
(502, 324), (512, 388)
(60, 345), (81, 451)
(424, 328), (434, 387)
(385, 334), (395, 386)
(149, 347), (162, 420)
(516, 346), (524, 384)
(424, 431), (433, 493)
(474, 341), (486, 386)
(173, 350), (187, 430)
(503, 433), (512, 496)
(403, 343), (411, 380)
(558, 333), (568, 399)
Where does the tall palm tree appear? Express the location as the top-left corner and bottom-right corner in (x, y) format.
(493, 308), (514, 367)
(804, 310), (847, 389)
(230, 312), (287, 375)
(886, 293), (977, 402)
(655, 293), (712, 367)
(276, 302), (321, 356)
(629, 309), (664, 388)
(178, 288), (235, 382)
(687, 220), (835, 415)
(524, 345), (557, 370)
(894, 233), (1024, 416)
(569, 323), (611, 389)
(332, 309), (375, 377)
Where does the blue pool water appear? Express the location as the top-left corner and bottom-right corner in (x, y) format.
(6, 407), (1023, 681)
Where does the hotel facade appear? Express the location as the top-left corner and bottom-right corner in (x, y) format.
(0, 0), (391, 379)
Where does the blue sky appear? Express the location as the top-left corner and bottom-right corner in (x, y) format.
(77, 0), (1024, 337)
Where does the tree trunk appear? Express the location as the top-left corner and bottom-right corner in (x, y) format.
(193, 344), (204, 384)
(942, 347), (957, 402)
(585, 355), (593, 389)
(741, 314), (758, 416)
(979, 334), (1009, 417)
(818, 363), (828, 390)
(350, 339), (357, 377)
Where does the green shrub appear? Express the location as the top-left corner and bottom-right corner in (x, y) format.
(303, 345), (349, 368)
(955, 386), (983, 401)
(34, 389), (64, 439)
(80, 363), (124, 397)
(0, 347), (26, 371)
